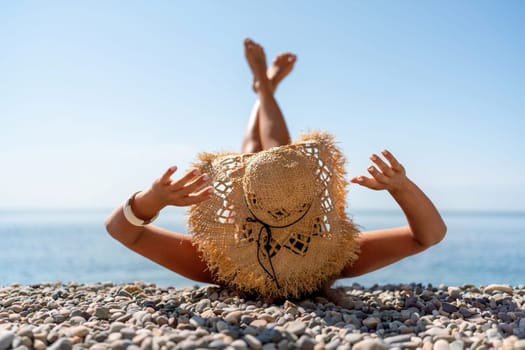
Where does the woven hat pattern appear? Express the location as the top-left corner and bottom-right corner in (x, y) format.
(188, 132), (360, 299)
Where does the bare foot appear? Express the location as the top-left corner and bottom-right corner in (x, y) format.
(244, 38), (270, 92)
(251, 52), (297, 93)
(322, 285), (355, 309)
(268, 52), (297, 91)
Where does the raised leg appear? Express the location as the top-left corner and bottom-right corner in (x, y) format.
(241, 39), (296, 153)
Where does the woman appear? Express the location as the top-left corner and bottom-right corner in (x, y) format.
(105, 38), (446, 298)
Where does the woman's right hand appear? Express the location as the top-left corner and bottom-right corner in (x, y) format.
(132, 166), (214, 220)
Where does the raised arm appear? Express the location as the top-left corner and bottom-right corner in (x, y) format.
(340, 150), (447, 277)
(104, 166), (216, 283)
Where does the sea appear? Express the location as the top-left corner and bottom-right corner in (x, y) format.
(1, 208), (524, 288)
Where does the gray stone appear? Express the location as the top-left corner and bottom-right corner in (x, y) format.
(94, 307), (111, 320)
(13, 336), (31, 348)
(261, 344), (277, 350)
(344, 333), (364, 344)
(287, 321), (307, 335)
(424, 327), (450, 337)
(155, 315), (169, 325)
(352, 339), (387, 350)
(116, 289), (133, 298)
(110, 322), (127, 333)
(189, 315), (205, 327)
(243, 326), (258, 336)
(69, 316), (87, 325)
(241, 315), (255, 325)
(16, 326), (34, 338)
(230, 339), (248, 350)
(195, 298), (211, 312)
(52, 314), (66, 323)
(296, 335), (315, 350)
(447, 287), (461, 299)
(225, 311), (243, 325)
(433, 339), (450, 350)
(257, 328), (282, 343)
(486, 328), (502, 339)
(277, 339), (289, 350)
(0, 332), (15, 350)
(325, 337), (341, 350)
(449, 340), (465, 350)
(111, 339), (133, 350)
(120, 327), (136, 339)
(441, 302), (458, 313)
(243, 334), (262, 350)
(362, 317), (381, 329)
(48, 338), (73, 350)
(384, 334), (412, 344)
(208, 339), (227, 349)
(216, 320), (229, 332)
(174, 338), (199, 350)
(458, 308), (474, 318)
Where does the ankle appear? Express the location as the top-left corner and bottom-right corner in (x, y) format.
(255, 79), (272, 96)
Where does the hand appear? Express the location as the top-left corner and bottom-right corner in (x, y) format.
(149, 166), (214, 207)
(133, 166), (214, 220)
(350, 150), (408, 193)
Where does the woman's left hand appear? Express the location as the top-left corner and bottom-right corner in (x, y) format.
(350, 149), (408, 194)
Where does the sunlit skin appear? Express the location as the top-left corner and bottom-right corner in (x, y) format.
(105, 38), (447, 293)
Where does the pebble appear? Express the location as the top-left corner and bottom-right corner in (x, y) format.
(0, 282), (524, 350)
(244, 334), (262, 349)
(353, 339), (387, 350)
(287, 321), (307, 335)
(447, 287), (461, 299)
(483, 284), (513, 294)
(47, 337), (73, 350)
(231, 339), (249, 350)
(362, 317), (381, 329)
(70, 325), (89, 337)
(433, 339), (450, 350)
(515, 340), (525, 349)
(0, 332), (15, 350)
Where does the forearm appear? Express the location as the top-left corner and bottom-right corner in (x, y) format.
(389, 178), (447, 247)
(104, 189), (164, 246)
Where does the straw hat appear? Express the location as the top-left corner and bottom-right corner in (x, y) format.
(188, 132), (360, 299)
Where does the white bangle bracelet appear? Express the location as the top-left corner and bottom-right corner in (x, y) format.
(123, 192), (159, 226)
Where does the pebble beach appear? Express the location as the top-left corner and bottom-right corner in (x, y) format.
(1, 282), (524, 350)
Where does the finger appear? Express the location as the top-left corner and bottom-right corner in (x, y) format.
(177, 173), (210, 197)
(370, 154), (394, 176)
(181, 186), (214, 206)
(350, 176), (382, 190)
(381, 150), (404, 173)
(171, 168), (202, 191)
(368, 165), (389, 184)
(160, 166), (178, 184)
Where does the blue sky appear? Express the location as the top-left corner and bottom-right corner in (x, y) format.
(1, 1), (524, 211)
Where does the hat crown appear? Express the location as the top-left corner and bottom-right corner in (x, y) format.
(242, 148), (316, 227)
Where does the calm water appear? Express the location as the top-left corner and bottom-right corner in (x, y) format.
(1, 208), (524, 288)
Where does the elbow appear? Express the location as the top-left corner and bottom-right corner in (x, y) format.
(432, 223), (447, 245)
(437, 222), (447, 243)
(428, 222), (447, 247)
(104, 211), (121, 241)
(104, 215), (116, 239)
(416, 222), (447, 248)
